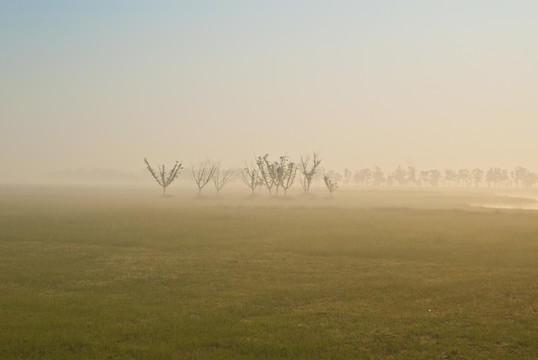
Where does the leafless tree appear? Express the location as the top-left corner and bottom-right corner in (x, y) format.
(299, 153), (322, 193)
(256, 154), (297, 197)
(324, 175), (338, 198)
(279, 158), (297, 197)
(241, 163), (262, 195)
(256, 154), (276, 196)
(272, 158), (284, 196)
(144, 158), (183, 196)
(212, 162), (235, 197)
(192, 160), (217, 197)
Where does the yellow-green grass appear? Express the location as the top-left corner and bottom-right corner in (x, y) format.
(1, 186), (537, 359)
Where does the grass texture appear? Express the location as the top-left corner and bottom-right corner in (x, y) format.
(1, 187), (537, 359)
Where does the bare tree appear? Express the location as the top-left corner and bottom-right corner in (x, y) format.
(324, 175), (338, 198)
(241, 163), (262, 195)
(144, 158), (183, 196)
(256, 154), (276, 196)
(256, 154), (297, 197)
(299, 153), (322, 193)
(212, 162), (235, 197)
(192, 160), (217, 197)
(273, 155), (296, 197)
(280, 160), (298, 197)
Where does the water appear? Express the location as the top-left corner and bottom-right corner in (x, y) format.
(474, 203), (538, 210)
(471, 193), (538, 210)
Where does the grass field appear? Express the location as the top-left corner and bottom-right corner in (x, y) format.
(1, 185), (538, 359)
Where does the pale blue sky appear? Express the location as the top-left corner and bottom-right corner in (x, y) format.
(1, 1), (538, 180)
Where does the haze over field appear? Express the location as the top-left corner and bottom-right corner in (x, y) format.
(2, 1), (538, 182)
(3, 3), (538, 358)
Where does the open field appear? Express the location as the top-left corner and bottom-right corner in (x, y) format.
(1, 186), (538, 359)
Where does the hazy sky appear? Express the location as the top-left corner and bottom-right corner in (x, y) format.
(2, 1), (538, 180)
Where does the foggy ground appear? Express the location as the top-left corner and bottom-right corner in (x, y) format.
(2, 181), (537, 211)
(2, 185), (538, 358)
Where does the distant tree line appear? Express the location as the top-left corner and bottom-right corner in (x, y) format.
(328, 165), (538, 189)
(145, 153), (333, 198)
(145, 156), (538, 197)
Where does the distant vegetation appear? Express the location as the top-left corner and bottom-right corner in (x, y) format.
(145, 155), (538, 197)
(328, 165), (537, 189)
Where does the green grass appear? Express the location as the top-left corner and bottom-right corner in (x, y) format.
(1, 186), (538, 359)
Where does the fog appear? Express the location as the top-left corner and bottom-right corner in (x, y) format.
(2, 1), (538, 183)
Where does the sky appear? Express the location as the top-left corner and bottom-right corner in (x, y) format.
(1, 1), (538, 181)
